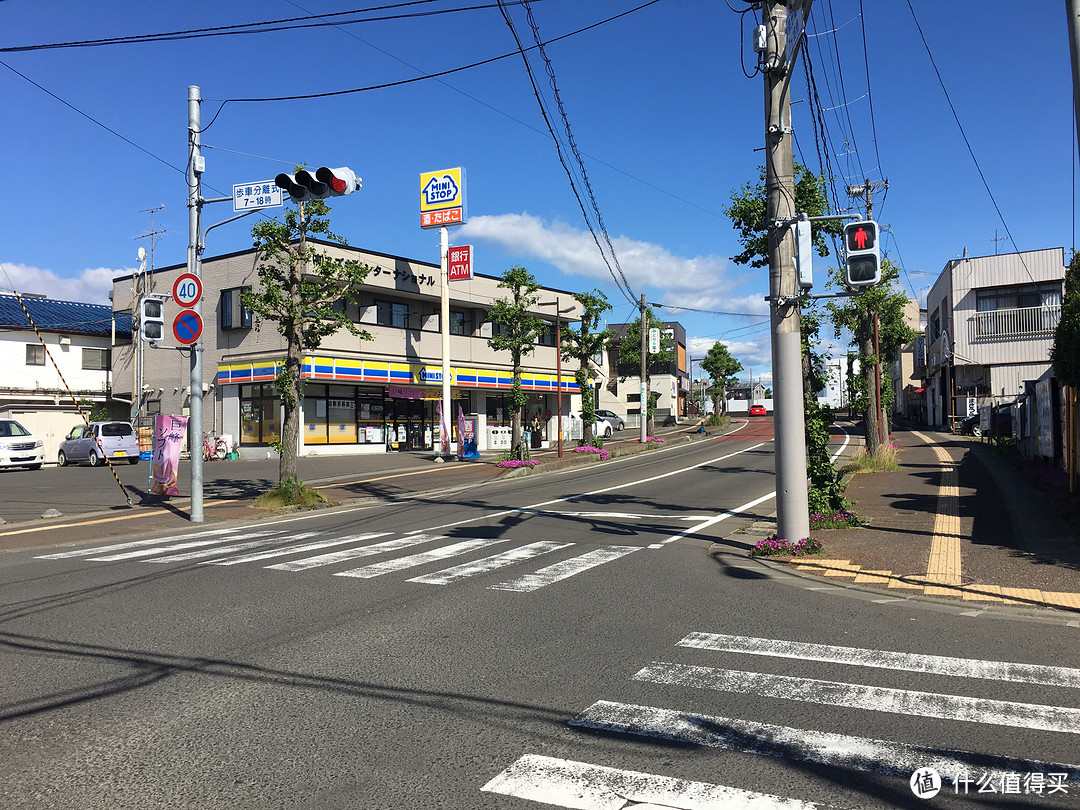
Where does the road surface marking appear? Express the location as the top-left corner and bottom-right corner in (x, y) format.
(569, 700), (1080, 783)
(263, 532), (410, 571)
(634, 662), (1080, 734)
(490, 545), (640, 592)
(650, 491), (776, 548)
(677, 632), (1080, 688)
(481, 753), (829, 810)
(35, 527), (240, 559)
(408, 541), (572, 585)
(208, 533), (371, 566)
(334, 538), (505, 579)
(410, 442), (770, 537)
(88, 532), (277, 562)
(146, 531), (318, 564)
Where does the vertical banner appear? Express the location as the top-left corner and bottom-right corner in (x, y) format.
(151, 414), (188, 496)
(437, 401), (450, 455)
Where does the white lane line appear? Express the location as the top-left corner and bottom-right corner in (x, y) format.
(481, 753), (830, 810)
(35, 527), (240, 559)
(89, 533), (263, 562)
(146, 531), (310, 564)
(570, 700), (1080, 783)
(650, 491), (777, 548)
(208, 533), (359, 566)
(830, 426), (850, 462)
(634, 662), (1080, 734)
(677, 632), (1080, 689)
(334, 538), (505, 579)
(263, 532), (405, 571)
(490, 545), (639, 593)
(518, 510), (717, 521)
(407, 541), (572, 585)
(409, 442), (770, 537)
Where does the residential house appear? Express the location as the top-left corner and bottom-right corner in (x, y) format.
(596, 320), (688, 425)
(0, 293), (132, 462)
(924, 248), (1064, 430)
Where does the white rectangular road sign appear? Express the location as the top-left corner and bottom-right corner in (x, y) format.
(233, 181), (284, 212)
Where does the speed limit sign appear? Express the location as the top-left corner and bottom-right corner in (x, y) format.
(172, 273), (203, 309)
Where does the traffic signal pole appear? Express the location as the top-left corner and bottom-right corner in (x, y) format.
(764, 1), (810, 544)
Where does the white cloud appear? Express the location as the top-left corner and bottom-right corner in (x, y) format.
(0, 262), (131, 305)
(459, 213), (762, 312)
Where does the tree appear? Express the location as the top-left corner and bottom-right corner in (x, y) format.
(242, 198), (372, 489)
(560, 289), (613, 444)
(700, 341), (743, 414)
(826, 259), (917, 454)
(487, 266), (546, 459)
(1050, 250), (1080, 386)
(724, 163), (843, 268)
(613, 307), (675, 431)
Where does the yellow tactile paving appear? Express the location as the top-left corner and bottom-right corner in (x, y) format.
(886, 577), (924, 590)
(961, 584), (1003, 602)
(1000, 588), (1045, 606)
(852, 570), (893, 585)
(796, 559), (851, 571)
(1041, 591), (1080, 610)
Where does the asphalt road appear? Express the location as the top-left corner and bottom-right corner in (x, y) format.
(2, 425), (1079, 809)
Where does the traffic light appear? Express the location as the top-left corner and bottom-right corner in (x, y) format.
(140, 297), (164, 342)
(275, 166), (360, 202)
(843, 220), (880, 287)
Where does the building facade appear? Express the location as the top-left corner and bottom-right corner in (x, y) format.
(111, 242), (583, 457)
(0, 293), (131, 463)
(924, 248), (1064, 429)
(595, 320), (688, 425)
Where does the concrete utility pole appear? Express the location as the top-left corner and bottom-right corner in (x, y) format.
(187, 85), (205, 523)
(639, 293), (648, 443)
(1068, 0), (1080, 154)
(764, 0), (810, 543)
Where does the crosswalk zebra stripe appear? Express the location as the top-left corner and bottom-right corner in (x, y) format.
(570, 700), (1080, 783)
(489, 545), (639, 593)
(263, 532), (399, 571)
(407, 540), (572, 585)
(335, 538), (506, 579)
(89, 532), (271, 562)
(145, 532), (304, 564)
(677, 632), (1080, 688)
(634, 662), (1080, 734)
(35, 528), (240, 559)
(481, 753), (830, 810)
(207, 533), (359, 566)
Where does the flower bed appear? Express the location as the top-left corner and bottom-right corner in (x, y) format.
(573, 445), (610, 461)
(750, 536), (824, 557)
(496, 459), (540, 469)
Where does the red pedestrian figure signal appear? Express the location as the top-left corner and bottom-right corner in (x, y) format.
(843, 220), (880, 288)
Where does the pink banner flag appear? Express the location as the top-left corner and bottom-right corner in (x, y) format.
(151, 414), (188, 496)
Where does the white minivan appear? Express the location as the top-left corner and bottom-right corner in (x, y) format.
(0, 419), (45, 471)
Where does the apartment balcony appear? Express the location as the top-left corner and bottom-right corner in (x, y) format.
(968, 304), (1061, 342)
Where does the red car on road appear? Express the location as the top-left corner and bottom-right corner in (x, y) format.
(749, 405), (767, 416)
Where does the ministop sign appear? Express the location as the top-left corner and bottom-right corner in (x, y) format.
(173, 310), (203, 345)
(172, 273), (203, 308)
(419, 167), (466, 229)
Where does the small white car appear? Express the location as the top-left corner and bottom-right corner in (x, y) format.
(0, 419), (44, 471)
(594, 409), (626, 437)
(58, 421), (141, 467)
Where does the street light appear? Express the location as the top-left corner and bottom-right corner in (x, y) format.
(540, 298), (575, 458)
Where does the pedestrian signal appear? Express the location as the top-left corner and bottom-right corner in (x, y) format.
(843, 220), (880, 287)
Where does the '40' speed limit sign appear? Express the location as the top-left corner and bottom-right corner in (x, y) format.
(172, 273), (203, 309)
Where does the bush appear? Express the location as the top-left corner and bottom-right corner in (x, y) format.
(254, 476), (326, 509)
(572, 445), (610, 461)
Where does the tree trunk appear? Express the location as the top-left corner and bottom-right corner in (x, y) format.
(860, 311), (881, 455)
(279, 238), (304, 485)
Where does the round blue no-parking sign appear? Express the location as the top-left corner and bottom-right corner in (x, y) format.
(173, 310), (203, 345)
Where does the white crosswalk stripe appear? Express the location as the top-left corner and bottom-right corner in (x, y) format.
(33, 529), (641, 593)
(483, 632), (1080, 807)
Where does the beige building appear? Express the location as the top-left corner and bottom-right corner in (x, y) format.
(111, 242), (582, 457)
(924, 248), (1064, 429)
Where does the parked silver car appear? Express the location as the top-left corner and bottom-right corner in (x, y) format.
(594, 409), (626, 437)
(0, 419), (44, 470)
(58, 421), (140, 466)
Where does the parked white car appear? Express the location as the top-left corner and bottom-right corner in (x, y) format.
(594, 409), (626, 437)
(58, 421), (141, 467)
(0, 419), (44, 471)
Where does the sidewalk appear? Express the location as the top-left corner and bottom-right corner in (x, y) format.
(755, 423), (1080, 614)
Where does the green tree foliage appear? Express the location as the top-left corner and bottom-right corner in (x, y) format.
(1050, 250), (1080, 386)
(700, 341), (743, 414)
(242, 198), (372, 487)
(723, 163), (843, 268)
(560, 289), (613, 444)
(826, 259), (917, 454)
(487, 266), (546, 459)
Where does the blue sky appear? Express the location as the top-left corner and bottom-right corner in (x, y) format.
(0, 1), (1072, 387)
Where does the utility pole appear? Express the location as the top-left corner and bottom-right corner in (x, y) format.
(1068, 0), (1080, 156)
(764, 0), (810, 543)
(639, 293), (648, 443)
(133, 206), (165, 425)
(187, 85), (205, 523)
(846, 178), (888, 447)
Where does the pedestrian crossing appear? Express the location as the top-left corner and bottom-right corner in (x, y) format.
(34, 526), (642, 593)
(482, 632), (1080, 808)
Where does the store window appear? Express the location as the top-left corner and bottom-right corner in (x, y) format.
(240, 384), (280, 445)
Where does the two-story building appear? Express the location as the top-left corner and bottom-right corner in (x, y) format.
(110, 242), (583, 457)
(924, 248), (1064, 429)
(596, 320), (688, 425)
(0, 293), (132, 462)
